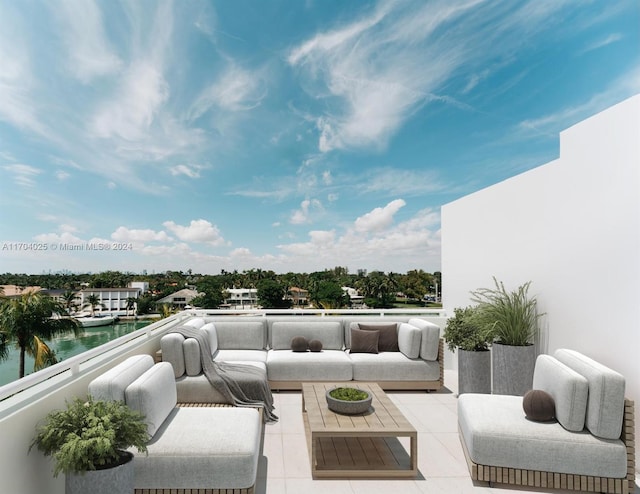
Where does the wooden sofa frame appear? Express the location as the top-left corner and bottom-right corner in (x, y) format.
(460, 399), (636, 494)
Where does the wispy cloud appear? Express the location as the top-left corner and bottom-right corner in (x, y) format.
(581, 33), (623, 54)
(3, 164), (42, 187)
(53, 0), (123, 83)
(290, 199), (323, 225)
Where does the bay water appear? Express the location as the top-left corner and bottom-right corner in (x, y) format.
(0, 319), (153, 387)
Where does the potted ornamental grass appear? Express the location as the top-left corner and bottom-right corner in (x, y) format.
(443, 306), (491, 395)
(471, 278), (543, 396)
(31, 396), (149, 494)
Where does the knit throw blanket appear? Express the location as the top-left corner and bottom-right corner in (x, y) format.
(169, 325), (278, 423)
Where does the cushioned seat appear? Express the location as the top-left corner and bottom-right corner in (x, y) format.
(458, 393), (628, 478)
(266, 349), (352, 382)
(348, 351), (440, 381)
(132, 406), (260, 489)
(215, 349), (268, 364)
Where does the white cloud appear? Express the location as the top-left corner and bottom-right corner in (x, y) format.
(170, 164), (202, 178)
(163, 219), (226, 245)
(92, 62), (169, 142)
(111, 226), (172, 244)
(34, 231), (83, 244)
(290, 199), (323, 225)
(56, 170), (71, 181)
(54, 0), (123, 83)
(354, 199), (405, 233)
(3, 164), (42, 187)
(190, 65), (266, 120)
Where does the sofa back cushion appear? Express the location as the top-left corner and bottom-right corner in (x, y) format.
(408, 318), (440, 361)
(270, 321), (343, 350)
(554, 349), (625, 439)
(125, 362), (177, 437)
(398, 323), (422, 359)
(533, 354), (588, 432)
(160, 332), (186, 378)
(88, 354), (154, 402)
(213, 321), (267, 350)
(183, 317), (206, 329)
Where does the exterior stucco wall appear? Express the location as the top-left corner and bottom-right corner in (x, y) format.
(441, 94), (640, 451)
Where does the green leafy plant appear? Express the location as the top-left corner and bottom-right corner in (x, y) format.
(471, 278), (542, 346)
(443, 306), (490, 352)
(329, 387), (369, 401)
(31, 397), (149, 477)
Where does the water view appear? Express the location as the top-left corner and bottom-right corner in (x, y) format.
(0, 319), (154, 387)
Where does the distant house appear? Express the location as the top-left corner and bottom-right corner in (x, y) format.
(128, 281), (149, 294)
(287, 287), (309, 307)
(77, 287), (141, 315)
(156, 288), (200, 309)
(342, 286), (365, 308)
(224, 288), (258, 309)
(0, 285), (41, 297)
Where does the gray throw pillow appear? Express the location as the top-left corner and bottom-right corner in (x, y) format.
(350, 328), (379, 354)
(358, 323), (398, 352)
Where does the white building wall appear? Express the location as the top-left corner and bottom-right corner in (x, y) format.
(441, 94), (640, 442)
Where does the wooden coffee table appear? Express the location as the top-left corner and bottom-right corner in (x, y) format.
(301, 382), (418, 479)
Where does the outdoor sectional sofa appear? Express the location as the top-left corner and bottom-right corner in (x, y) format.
(458, 349), (636, 494)
(159, 315), (443, 403)
(88, 354), (262, 493)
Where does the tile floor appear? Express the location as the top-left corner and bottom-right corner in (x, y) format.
(254, 370), (639, 494)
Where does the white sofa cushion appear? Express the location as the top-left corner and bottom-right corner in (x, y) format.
(408, 318), (440, 361)
(269, 321), (343, 350)
(533, 354), (588, 432)
(131, 407), (260, 489)
(213, 321), (267, 350)
(554, 349), (626, 439)
(215, 349), (268, 364)
(266, 349), (352, 381)
(348, 351), (440, 381)
(182, 323), (219, 376)
(458, 394), (627, 478)
(398, 323), (421, 359)
(88, 354), (154, 402)
(125, 362), (177, 437)
(161, 332), (186, 378)
(183, 317), (206, 329)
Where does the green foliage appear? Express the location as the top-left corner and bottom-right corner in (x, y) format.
(443, 306), (490, 352)
(31, 397), (149, 477)
(471, 278), (542, 346)
(257, 279), (292, 308)
(0, 291), (81, 377)
(310, 280), (348, 309)
(329, 387), (369, 401)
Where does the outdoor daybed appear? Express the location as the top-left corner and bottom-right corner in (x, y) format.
(458, 349), (635, 493)
(88, 354), (262, 494)
(160, 315), (443, 403)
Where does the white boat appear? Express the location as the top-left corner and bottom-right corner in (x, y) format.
(75, 314), (117, 327)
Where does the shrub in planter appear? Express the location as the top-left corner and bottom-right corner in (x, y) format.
(31, 397), (149, 494)
(444, 306), (491, 395)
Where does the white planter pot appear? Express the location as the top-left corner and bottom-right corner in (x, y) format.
(66, 451), (134, 494)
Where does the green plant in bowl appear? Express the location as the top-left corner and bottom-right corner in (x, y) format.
(329, 387), (369, 401)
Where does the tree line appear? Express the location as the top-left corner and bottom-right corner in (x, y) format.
(0, 268), (441, 312)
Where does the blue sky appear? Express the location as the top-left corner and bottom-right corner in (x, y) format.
(1, 0), (638, 276)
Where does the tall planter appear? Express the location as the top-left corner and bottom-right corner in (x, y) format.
(491, 343), (535, 396)
(66, 451), (134, 494)
(458, 349), (491, 395)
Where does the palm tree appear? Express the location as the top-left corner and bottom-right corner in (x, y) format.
(60, 290), (79, 315)
(0, 291), (81, 378)
(125, 297), (137, 317)
(82, 294), (105, 316)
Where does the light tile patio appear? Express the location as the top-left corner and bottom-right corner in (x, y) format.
(256, 370), (639, 494)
